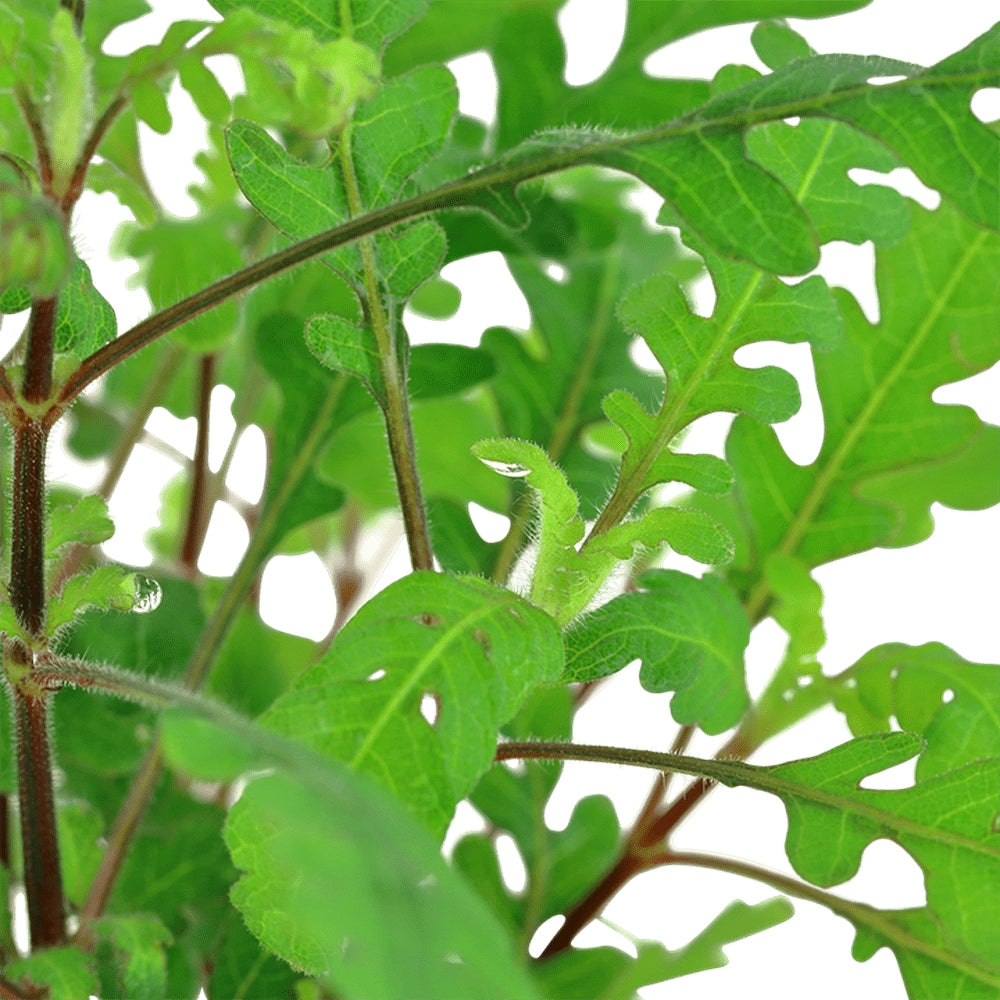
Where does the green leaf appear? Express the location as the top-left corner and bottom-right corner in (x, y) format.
(111, 787), (234, 935)
(564, 569), (750, 734)
(426, 496), (500, 576)
(118, 215), (243, 352)
(226, 64), (455, 285)
(259, 572), (563, 835)
(206, 914), (301, 1000)
(745, 117), (911, 247)
(47, 564), (147, 634)
(95, 915), (173, 1000)
(835, 643), (1000, 779)
(534, 897), (794, 998)
(727, 201), (1000, 601)
(474, 437), (731, 623)
(45, 8), (93, 195)
(209, 0), (427, 54)
(409, 274), (460, 318)
(45, 493), (115, 558)
(607, 253), (839, 501)
(227, 771), (540, 999)
(251, 310), (350, 550)
(751, 18), (817, 69)
(52, 255), (118, 356)
(305, 311), (383, 399)
(153, 688), (542, 999)
(5, 947), (99, 1000)
(56, 800), (103, 909)
(206, 607), (314, 717)
(318, 394), (504, 515)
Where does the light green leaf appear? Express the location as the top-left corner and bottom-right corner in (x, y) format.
(259, 572), (563, 835)
(146, 680), (542, 998)
(409, 275), (460, 318)
(45, 8), (93, 195)
(835, 643), (1000, 779)
(5, 947), (99, 1000)
(52, 255), (118, 356)
(226, 770), (541, 998)
(751, 18), (816, 70)
(534, 897), (794, 998)
(45, 493), (115, 558)
(208, 0), (426, 53)
(319, 395), (505, 516)
(47, 564), (144, 634)
(474, 436), (732, 624)
(119, 215), (243, 351)
(564, 569), (750, 734)
(305, 312), (383, 398)
(746, 118), (911, 247)
(207, 915), (300, 1000)
(250, 307), (353, 550)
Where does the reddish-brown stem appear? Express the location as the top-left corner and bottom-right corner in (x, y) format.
(640, 728), (753, 847)
(538, 851), (645, 959)
(179, 354), (216, 572)
(632, 724), (695, 842)
(0, 369), (15, 405)
(13, 684), (65, 948)
(21, 298), (56, 406)
(10, 421), (48, 638)
(60, 95), (126, 214)
(14, 91), (52, 192)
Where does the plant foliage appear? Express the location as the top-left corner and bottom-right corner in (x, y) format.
(0, 1), (996, 998)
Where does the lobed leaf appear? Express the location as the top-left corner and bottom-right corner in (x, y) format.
(726, 201), (1000, 607)
(564, 569), (750, 734)
(258, 572), (563, 835)
(834, 643), (1000, 779)
(534, 897), (794, 999)
(45, 493), (115, 559)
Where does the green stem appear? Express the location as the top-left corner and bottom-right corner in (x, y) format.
(337, 129), (433, 571)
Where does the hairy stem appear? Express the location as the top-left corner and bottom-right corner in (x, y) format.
(22, 298), (56, 406)
(13, 685), (65, 948)
(337, 129), (433, 571)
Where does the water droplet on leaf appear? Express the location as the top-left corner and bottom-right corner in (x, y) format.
(481, 459), (530, 478)
(133, 575), (162, 614)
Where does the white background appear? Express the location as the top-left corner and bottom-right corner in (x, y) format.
(11, 1), (999, 997)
